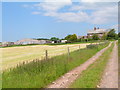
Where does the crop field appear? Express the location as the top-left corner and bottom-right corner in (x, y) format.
(2, 42), (109, 88)
(1, 43), (93, 70)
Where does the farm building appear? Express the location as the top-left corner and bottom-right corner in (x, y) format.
(77, 27), (111, 39)
(77, 36), (88, 39)
(51, 40), (67, 43)
(2, 42), (14, 47)
(14, 39), (49, 45)
(87, 27), (111, 38)
(60, 40), (67, 43)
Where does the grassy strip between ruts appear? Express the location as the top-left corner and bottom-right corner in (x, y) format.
(2, 42), (109, 88)
(70, 42), (114, 88)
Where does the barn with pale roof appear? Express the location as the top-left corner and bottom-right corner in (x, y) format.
(14, 38), (48, 45)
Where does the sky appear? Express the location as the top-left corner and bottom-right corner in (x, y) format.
(2, 0), (118, 42)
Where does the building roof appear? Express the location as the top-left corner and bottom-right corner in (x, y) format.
(14, 38), (47, 44)
(87, 29), (111, 34)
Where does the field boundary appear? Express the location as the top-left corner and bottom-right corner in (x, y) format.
(3, 42), (104, 71)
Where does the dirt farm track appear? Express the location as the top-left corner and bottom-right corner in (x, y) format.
(1, 43), (92, 70)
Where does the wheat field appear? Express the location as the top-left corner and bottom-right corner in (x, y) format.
(1, 43), (92, 70)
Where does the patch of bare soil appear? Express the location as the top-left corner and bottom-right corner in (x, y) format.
(47, 42), (112, 88)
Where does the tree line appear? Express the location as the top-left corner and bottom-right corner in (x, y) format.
(64, 29), (118, 42)
(36, 29), (118, 43)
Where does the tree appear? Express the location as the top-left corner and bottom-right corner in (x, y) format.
(92, 34), (99, 40)
(65, 35), (72, 41)
(77, 38), (81, 42)
(50, 37), (59, 41)
(70, 34), (77, 42)
(118, 32), (120, 38)
(36, 38), (49, 40)
(65, 34), (77, 42)
(88, 38), (93, 41)
(106, 29), (116, 39)
(114, 34), (118, 40)
(101, 33), (107, 40)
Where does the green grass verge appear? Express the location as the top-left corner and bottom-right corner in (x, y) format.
(70, 42), (114, 88)
(2, 42), (109, 88)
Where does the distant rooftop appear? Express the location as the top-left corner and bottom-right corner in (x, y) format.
(87, 27), (111, 34)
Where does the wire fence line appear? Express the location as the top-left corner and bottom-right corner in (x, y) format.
(3, 42), (106, 71)
(46, 42), (106, 59)
(46, 45), (81, 60)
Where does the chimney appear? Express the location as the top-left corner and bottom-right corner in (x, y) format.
(94, 27), (96, 30)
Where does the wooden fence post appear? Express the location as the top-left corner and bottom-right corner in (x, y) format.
(68, 47), (70, 57)
(23, 61), (25, 65)
(17, 64), (18, 68)
(79, 45), (80, 51)
(45, 50), (48, 60)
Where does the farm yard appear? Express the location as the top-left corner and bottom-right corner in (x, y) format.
(1, 43), (93, 70)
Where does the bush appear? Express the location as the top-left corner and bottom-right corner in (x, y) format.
(92, 34), (99, 40)
(87, 44), (98, 49)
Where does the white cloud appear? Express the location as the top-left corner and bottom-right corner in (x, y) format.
(89, 6), (118, 24)
(32, 11), (41, 15)
(26, 1), (118, 24)
(80, 0), (119, 2)
(70, 2), (115, 11)
(44, 12), (58, 16)
(3, 0), (119, 2)
(34, 0), (72, 12)
(68, 2), (118, 24)
(110, 24), (119, 33)
(43, 11), (89, 22)
(57, 12), (89, 22)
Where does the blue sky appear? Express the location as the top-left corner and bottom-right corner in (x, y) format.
(2, 1), (118, 42)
